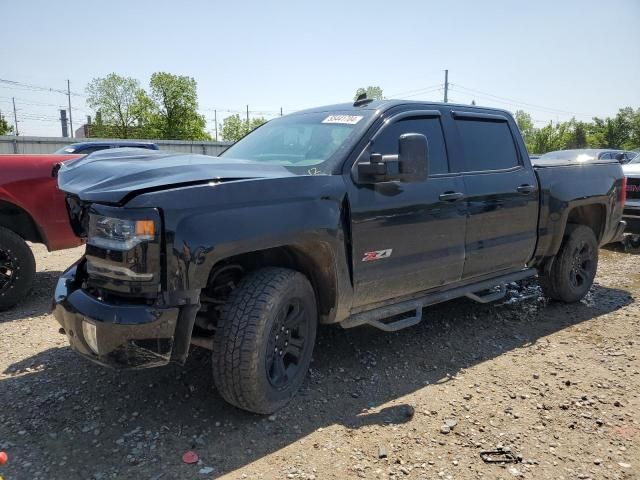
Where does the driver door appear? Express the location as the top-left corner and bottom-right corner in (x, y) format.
(346, 110), (467, 308)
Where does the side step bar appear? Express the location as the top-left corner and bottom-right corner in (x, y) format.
(340, 269), (536, 331)
(465, 285), (506, 304)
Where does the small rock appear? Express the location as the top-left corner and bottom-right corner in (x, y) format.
(533, 374), (540, 379)
(268, 415), (277, 422)
(618, 462), (631, 469)
(440, 425), (451, 434)
(508, 465), (521, 477)
(199, 467), (215, 474)
(444, 418), (457, 429)
(378, 446), (388, 459)
(614, 401), (622, 407)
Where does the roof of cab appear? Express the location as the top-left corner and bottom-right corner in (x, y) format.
(292, 99), (513, 117)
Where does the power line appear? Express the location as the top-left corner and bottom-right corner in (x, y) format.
(0, 78), (85, 97)
(0, 96), (67, 108)
(388, 83), (443, 98)
(402, 87), (443, 99)
(449, 83), (593, 118)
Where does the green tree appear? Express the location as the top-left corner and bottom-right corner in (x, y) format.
(514, 110), (535, 152)
(0, 112), (13, 135)
(86, 73), (146, 138)
(354, 86), (384, 101)
(629, 107), (640, 149)
(221, 114), (267, 142)
(588, 107), (638, 149)
(147, 72), (209, 140)
(563, 119), (588, 149)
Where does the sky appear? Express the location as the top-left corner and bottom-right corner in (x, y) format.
(1, 0), (639, 138)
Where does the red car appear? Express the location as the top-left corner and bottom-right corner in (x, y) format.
(0, 154), (83, 309)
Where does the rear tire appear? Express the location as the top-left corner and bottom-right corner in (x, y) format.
(212, 267), (317, 414)
(0, 227), (36, 310)
(540, 224), (598, 303)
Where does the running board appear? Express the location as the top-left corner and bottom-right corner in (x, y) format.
(341, 268), (535, 331)
(465, 285), (506, 303)
(356, 308), (423, 332)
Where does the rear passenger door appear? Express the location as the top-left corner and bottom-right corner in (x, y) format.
(451, 111), (539, 279)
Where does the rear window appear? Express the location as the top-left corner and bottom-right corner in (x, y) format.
(456, 119), (519, 171)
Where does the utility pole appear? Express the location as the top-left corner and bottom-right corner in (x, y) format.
(60, 109), (69, 137)
(67, 80), (74, 138)
(280, 107), (283, 117)
(214, 110), (218, 141)
(443, 69), (449, 103)
(12, 97), (19, 135)
(246, 105), (249, 123)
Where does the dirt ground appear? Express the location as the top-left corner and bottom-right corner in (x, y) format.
(0, 244), (638, 480)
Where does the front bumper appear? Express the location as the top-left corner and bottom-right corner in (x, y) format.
(53, 265), (183, 369)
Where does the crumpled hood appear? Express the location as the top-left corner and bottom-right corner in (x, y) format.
(58, 148), (295, 204)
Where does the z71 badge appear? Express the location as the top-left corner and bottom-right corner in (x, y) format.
(362, 249), (393, 262)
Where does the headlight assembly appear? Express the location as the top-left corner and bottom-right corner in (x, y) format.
(88, 214), (156, 250)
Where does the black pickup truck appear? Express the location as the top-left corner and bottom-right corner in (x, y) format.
(54, 99), (626, 414)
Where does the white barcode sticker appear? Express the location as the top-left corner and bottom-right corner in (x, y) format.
(322, 115), (363, 125)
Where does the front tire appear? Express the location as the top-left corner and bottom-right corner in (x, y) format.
(212, 267), (317, 414)
(540, 224), (598, 303)
(0, 226), (36, 311)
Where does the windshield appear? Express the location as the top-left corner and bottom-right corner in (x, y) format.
(55, 146), (77, 154)
(630, 152), (640, 163)
(221, 111), (373, 174)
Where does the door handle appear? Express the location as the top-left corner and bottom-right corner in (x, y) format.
(517, 184), (534, 194)
(439, 191), (464, 202)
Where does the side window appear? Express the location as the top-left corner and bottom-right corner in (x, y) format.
(600, 152), (611, 160)
(371, 117), (449, 175)
(456, 119), (519, 171)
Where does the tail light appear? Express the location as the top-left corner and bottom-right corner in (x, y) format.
(620, 176), (627, 206)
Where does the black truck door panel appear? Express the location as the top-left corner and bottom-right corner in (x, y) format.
(453, 114), (539, 278)
(347, 114), (467, 308)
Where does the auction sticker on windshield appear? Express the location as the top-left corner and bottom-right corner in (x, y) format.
(322, 115), (363, 125)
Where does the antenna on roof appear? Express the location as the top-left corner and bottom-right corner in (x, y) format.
(353, 93), (374, 107)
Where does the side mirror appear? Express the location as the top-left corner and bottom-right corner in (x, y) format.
(357, 133), (428, 183)
(397, 133), (428, 182)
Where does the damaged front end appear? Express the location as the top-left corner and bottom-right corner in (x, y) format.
(53, 200), (200, 369)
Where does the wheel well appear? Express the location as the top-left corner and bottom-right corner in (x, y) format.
(565, 204), (605, 241)
(205, 244), (337, 321)
(0, 200), (44, 244)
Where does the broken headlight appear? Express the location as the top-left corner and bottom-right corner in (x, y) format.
(88, 214), (156, 251)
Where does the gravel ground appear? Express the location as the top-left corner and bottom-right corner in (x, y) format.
(0, 244), (638, 480)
